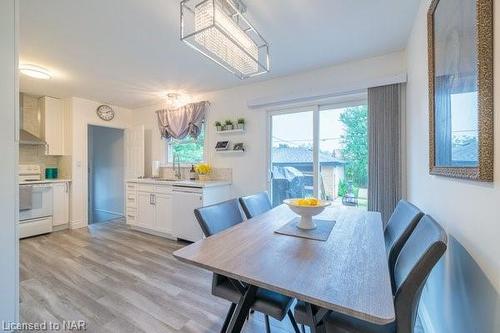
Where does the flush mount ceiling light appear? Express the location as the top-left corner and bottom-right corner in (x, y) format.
(180, 0), (270, 79)
(19, 64), (52, 80)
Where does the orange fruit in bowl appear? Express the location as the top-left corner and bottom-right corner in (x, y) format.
(294, 198), (320, 206)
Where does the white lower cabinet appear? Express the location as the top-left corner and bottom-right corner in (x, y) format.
(133, 185), (174, 237)
(136, 191), (155, 229)
(52, 182), (69, 226)
(155, 193), (173, 234)
(125, 180), (230, 241)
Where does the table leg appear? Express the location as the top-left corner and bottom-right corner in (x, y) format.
(306, 304), (329, 333)
(220, 303), (236, 333)
(225, 285), (258, 333)
(306, 303), (319, 333)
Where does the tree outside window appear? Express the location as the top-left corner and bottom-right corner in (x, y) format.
(167, 125), (205, 164)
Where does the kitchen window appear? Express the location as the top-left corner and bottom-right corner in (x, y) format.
(166, 125), (206, 164)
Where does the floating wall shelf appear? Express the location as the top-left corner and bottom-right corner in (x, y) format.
(216, 149), (245, 154)
(216, 128), (245, 134)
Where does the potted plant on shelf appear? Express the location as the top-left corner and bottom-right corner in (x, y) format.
(224, 120), (233, 130)
(195, 163), (212, 181)
(215, 121), (222, 132)
(237, 118), (245, 129)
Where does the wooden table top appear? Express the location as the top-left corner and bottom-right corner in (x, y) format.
(173, 205), (395, 325)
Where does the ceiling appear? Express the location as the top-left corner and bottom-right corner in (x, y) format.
(19, 0), (420, 109)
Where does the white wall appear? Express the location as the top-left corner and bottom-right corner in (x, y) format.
(0, 0), (19, 323)
(132, 51), (406, 197)
(89, 125), (124, 216)
(406, 1), (500, 332)
(70, 97), (132, 229)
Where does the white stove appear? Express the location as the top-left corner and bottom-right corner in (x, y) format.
(19, 164), (53, 238)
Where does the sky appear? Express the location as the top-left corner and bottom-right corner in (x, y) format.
(271, 107), (347, 153)
(450, 91), (478, 140)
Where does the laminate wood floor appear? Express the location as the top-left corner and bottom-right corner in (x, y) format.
(20, 219), (297, 333)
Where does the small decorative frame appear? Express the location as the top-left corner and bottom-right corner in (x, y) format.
(233, 142), (245, 151)
(428, 0), (494, 181)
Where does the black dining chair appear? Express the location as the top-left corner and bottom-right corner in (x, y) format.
(294, 200), (424, 332)
(239, 191), (273, 219)
(194, 199), (300, 333)
(384, 200), (424, 292)
(297, 215), (447, 333)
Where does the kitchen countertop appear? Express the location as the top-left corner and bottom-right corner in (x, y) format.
(19, 179), (72, 185)
(126, 178), (231, 188)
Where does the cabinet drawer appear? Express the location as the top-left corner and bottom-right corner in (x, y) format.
(126, 209), (137, 225)
(126, 183), (137, 191)
(126, 208), (136, 218)
(155, 185), (173, 194)
(138, 184), (155, 193)
(126, 192), (137, 208)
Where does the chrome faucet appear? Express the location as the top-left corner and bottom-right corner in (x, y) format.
(173, 153), (182, 179)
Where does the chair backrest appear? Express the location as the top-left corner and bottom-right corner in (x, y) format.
(393, 215), (447, 333)
(238, 192), (272, 219)
(194, 199), (244, 237)
(385, 200), (424, 291)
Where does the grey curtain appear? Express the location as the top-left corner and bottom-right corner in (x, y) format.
(156, 101), (209, 140)
(368, 83), (403, 224)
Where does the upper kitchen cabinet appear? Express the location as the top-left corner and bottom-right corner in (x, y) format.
(40, 96), (70, 155)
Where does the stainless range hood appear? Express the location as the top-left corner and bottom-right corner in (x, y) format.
(20, 129), (46, 145)
(19, 93), (47, 146)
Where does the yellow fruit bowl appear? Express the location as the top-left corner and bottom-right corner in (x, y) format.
(283, 198), (331, 230)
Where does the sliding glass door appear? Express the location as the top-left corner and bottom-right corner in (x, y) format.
(269, 108), (314, 207)
(269, 102), (368, 208)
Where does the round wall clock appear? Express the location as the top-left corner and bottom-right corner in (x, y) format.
(96, 104), (115, 121)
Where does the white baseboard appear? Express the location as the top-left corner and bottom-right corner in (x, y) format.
(70, 219), (86, 229)
(129, 225), (177, 241)
(418, 302), (436, 333)
(94, 208), (123, 216)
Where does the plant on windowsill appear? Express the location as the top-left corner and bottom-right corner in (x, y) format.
(237, 118), (245, 130)
(224, 120), (233, 131)
(215, 121), (222, 132)
(195, 163), (212, 181)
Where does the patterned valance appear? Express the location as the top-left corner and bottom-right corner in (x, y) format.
(156, 101), (209, 140)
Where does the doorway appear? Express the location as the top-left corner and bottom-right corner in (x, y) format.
(268, 101), (369, 208)
(88, 125), (125, 224)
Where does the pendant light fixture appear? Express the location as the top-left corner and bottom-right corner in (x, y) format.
(180, 0), (270, 79)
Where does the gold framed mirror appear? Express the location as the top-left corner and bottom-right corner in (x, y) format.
(428, 0), (494, 181)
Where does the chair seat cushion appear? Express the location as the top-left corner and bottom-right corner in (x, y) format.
(324, 310), (395, 333)
(294, 301), (320, 325)
(212, 276), (294, 320)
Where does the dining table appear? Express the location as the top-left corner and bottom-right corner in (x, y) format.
(173, 204), (395, 333)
